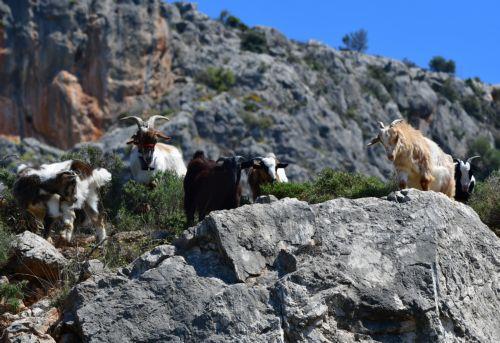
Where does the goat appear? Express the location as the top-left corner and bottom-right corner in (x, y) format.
(245, 153), (289, 201)
(453, 156), (479, 203)
(368, 119), (455, 198)
(122, 115), (187, 184)
(183, 151), (253, 224)
(14, 160), (111, 243)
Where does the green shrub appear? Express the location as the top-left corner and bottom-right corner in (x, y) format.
(0, 221), (13, 267)
(219, 10), (248, 31)
(467, 137), (500, 180)
(261, 182), (312, 200)
(341, 29), (368, 53)
(240, 112), (274, 130)
(197, 67), (236, 93)
(241, 29), (268, 54)
(465, 78), (485, 97)
(367, 64), (395, 94)
(114, 172), (186, 238)
(432, 78), (459, 103)
(0, 167), (36, 235)
(0, 280), (27, 313)
(469, 171), (500, 236)
(429, 56), (456, 74)
(262, 169), (395, 204)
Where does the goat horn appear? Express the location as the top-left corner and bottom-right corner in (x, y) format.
(367, 137), (381, 147)
(466, 155), (480, 164)
(147, 115), (169, 129)
(389, 119), (404, 127)
(378, 121), (385, 129)
(121, 116), (145, 130)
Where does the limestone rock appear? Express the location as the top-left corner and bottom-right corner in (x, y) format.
(62, 190), (500, 342)
(10, 231), (68, 282)
(0, 0), (173, 148)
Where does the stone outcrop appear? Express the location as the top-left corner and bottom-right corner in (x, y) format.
(62, 190), (500, 342)
(9, 231), (68, 282)
(0, 0), (173, 148)
(2, 299), (59, 343)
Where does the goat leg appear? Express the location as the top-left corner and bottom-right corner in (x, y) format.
(60, 202), (76, 243)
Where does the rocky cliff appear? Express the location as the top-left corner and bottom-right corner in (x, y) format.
(0, 0), (173, 148)
(61, 190), (499, 342)
(1, 1), (499, 179)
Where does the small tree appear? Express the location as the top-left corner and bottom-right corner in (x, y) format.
(341, 29), (368, 53)
(429, 56), (456, 74)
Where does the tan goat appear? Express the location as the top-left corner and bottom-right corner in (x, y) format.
(368, 119), (455, 198)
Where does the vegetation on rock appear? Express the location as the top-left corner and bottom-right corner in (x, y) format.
(262, 168), (396, 204)
(469, 171), (500, 236)
(429, 56), (456, 74)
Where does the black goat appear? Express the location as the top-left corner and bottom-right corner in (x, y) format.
(184, 151), (252, 224)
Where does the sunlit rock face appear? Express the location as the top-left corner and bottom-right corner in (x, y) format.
(0, 0), (173, 148)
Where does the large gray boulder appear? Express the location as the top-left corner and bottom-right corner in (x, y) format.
(62, 190), (499, 342)
(10, 231), (68, 282)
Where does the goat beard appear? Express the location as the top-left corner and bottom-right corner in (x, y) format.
(139, 156), (155, 171)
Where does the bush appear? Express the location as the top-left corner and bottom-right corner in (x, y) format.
(114, 172), (186, 238)
(0, 280), (27, 313)
(0, 221), (13, 267)
(241, 29), (269, 54)
(367, 64), (395, 94)
(262, 169), (395, 204)
(341, 29), (368, 53)
(240, 112), (274, 130)
(197, 67), (236, 93)
(429, 56), (456, 74)
(0, 167), (36, 235)
(432, 78), (459, 103)
(467, 137), (500, 180)
(469, 171), (500, 236)
(219, 10), (248, 31)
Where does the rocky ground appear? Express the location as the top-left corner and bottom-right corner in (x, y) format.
(55, 190), (499, 342)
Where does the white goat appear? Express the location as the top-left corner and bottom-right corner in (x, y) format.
(15, 160), (111, 243)
(122, 115), (187, 184)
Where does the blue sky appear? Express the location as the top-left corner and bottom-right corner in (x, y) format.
(188, 0), (499, 84)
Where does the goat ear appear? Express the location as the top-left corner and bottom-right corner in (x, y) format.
(277, 163), (289, 168)
(155, 131), (171, 141)
(252, 159), (263, 168)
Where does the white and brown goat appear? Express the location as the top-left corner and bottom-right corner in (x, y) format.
(244, 153), (289, 201)
(14, 160), (111, 243)
(368, 119), (455, 198)
(122, 115), (187, 184)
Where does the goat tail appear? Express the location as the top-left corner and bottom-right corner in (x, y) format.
(92, 168), (112, 188)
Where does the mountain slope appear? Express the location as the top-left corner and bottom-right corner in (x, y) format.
(1, 1), (499, 180)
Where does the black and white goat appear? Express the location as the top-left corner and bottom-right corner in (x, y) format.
(453, 156), (479, 203)
(244, 153), (289, 201)
(14, 160), (111, 243)
(122, 115), (187, 184)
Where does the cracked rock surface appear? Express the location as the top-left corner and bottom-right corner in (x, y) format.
(62, 190), (499, 342)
